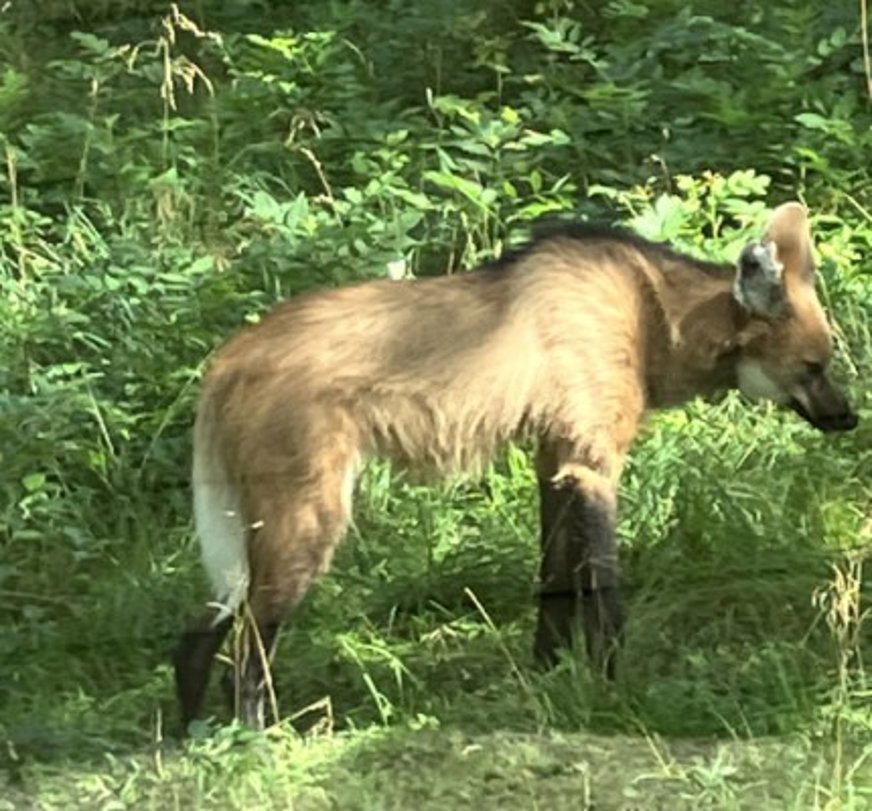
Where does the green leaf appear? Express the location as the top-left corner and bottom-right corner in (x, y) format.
(22, 473), (46, 493)
(794, 113), (831, 131)
(70, 32), (111, 55)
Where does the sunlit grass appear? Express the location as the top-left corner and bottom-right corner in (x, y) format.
(3, 393), (870, 808)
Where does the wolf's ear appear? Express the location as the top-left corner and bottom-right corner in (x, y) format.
(733, 241), (788, 318)
(763, 201), (815, 281)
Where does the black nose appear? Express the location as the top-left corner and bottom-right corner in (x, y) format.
(819, 411), (859, 432)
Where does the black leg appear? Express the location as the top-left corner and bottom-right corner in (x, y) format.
(533, 475), (580, 665)
(570, 489), (623, 678)
(173, 611), (234, 731)
(222, 619), (281, 730)
(534, 475), (624, 676)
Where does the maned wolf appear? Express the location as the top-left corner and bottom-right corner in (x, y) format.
(174, 202), (857, 729)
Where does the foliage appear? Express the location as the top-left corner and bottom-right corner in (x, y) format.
(0, 0), (870, 808)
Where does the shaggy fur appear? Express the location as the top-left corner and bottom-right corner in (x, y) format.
(174, 202), (856, 729)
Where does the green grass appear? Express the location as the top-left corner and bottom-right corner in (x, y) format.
(2, 402), (871, 809)
(5, 725), (869, 811)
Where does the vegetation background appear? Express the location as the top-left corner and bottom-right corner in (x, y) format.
(0, 0), (870, 808)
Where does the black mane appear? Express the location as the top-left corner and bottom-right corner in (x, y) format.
(484, 219), (731, 278)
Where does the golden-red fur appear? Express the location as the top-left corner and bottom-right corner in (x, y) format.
(175, 202), (856, 729)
